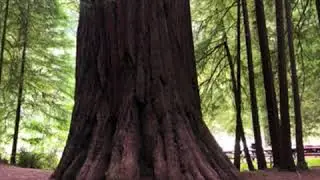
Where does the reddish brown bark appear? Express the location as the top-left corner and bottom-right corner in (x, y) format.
(51, 1), (239, 179)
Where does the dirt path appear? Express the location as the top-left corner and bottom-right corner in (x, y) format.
(0, 164), (51, 180)
(1, 164), (320, 179)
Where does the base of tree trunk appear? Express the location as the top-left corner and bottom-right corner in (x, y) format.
(296, 161), (308, 170)
(51, 1), (240, 179)
(51, 98), (239, 180)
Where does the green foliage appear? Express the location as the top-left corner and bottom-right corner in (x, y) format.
(17, 148), (59, 169)
(191, 0), (320, 139)
(305, 157), (320, 167)
(0, 0), (76, 160)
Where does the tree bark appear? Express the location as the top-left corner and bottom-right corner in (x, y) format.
(233, 0), (242, 170)
(284, 0), (308, 170)
(254, 0), (281, 167)
(0, 0), (10, 85)
(10, 2), (30, 165)
(224, 40), (254, 171)
(241, 0), (267, 170)
(274, 0), (296, 171)
(51, 1), (239, 179)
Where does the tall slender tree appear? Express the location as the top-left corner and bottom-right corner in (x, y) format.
(224, 39), (254, 171)
(233, 0), (242, 170)
(275, 0), (296, 171)
(284, 0), (308, 170)
(0, 0), (75, 162)
(254, 0), (281, 167)
(52, 1), (239, 179)
(10, 2), (30, 165)
(0, 0), (10, 84)
(241, 0), (267, 170)
(233, 0), (254, 171)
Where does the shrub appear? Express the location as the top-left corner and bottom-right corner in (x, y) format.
(17, 149), (59, 169)
(17, 149), (41, 168)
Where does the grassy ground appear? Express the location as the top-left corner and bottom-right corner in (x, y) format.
(307, 157), (320, 167)
(240, 157), (320, 171)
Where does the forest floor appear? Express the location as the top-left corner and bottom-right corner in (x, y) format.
(0, 164), (320, 180)
(0, 164), (51, 180)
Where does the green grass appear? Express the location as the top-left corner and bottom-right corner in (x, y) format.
(239, 157), (320, 171)
(306, 157), (320, 167)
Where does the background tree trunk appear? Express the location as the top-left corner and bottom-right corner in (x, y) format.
(233, 0), (242, 169)
(284, 0), (308, 170)
(274, 0), (296, 171)
(52, 1), (239, 179)
(233, 0), (254, 171)
(241, 0), (267, 170)
(225, 40), (254, 171)
(0, 0), (10, 84)
(254, 0), (281, 167)
(10, 2), (30, 165)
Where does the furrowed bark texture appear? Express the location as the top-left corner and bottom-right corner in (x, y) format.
(51, 0), (239, 180)
(254, 0), (281, 167)
(274, 0), (296, 171)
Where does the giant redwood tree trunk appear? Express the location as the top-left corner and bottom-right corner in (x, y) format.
(51, 0), (239, 179)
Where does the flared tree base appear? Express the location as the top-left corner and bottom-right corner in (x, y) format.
(52, 0), (240, 179)
(51, 98), (238, 180)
